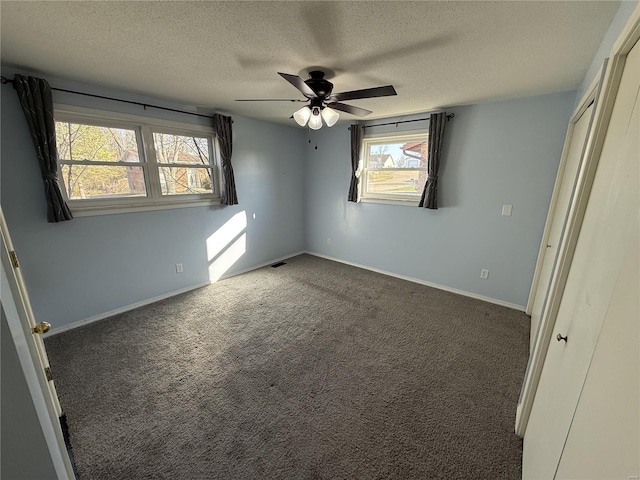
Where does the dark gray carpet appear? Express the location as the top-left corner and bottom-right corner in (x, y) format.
(45, 254), (529, 479)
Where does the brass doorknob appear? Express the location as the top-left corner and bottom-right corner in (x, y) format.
(32, 322), (51, 334)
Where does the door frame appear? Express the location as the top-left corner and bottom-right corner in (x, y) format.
(0, 208), (75, 479)
(516, 3), (640, 437)
(1, 208), (63, 416)
(525, 75), (599, 317)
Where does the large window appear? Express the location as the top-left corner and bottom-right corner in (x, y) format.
(57, 122), (147, 200)
(54, 106), (219, 215)
(360, 131), (428, 202)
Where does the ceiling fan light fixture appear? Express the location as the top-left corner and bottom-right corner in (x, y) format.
(321, 107), (339, 127)
(308, 107), (323, 130)
(293, 106), (311, 126)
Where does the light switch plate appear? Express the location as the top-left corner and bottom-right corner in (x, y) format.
(502, 204), (513, 216)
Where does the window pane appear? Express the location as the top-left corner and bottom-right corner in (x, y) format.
(60, 165), (147, 199)
(159, 167), (213, 195)
(153, 133), (210, 165)
(367, 139), (427, 168)
(366, 170), (426, 196)
(55, 122), (140, 162)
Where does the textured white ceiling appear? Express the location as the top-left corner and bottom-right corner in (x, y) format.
(0, 1), (620, 125)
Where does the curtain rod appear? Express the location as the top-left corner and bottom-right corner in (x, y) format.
(0, 76), (225, 122)
(348, 113), (454, 130)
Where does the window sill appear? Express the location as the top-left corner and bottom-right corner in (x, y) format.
(359, 197), (420, 207)
(69, 197), (222, 217)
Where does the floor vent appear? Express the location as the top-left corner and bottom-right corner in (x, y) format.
(271, 261), (286, 268)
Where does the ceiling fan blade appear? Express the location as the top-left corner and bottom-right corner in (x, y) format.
(327, 102), (372, 117)
(278, 72), (318, 98)
(235, 99), (306, 102)
(329, 85), (397, 102)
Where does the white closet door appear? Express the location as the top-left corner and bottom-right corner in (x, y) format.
(523, 38), (640, 480)
(555, 221), (638, 478)
(529, 102), (594, 350)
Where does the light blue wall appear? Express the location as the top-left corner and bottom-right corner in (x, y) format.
(575, 1), (639, 103)
(1, 68), (306, 329)
(305, 91), (576, 308)
(1, 64), (577, 327)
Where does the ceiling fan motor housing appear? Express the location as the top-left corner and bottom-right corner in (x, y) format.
(305, 71), (333, 99)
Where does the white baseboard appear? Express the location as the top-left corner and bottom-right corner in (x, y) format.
(304, 251), (525, 312)
(45, 250), (306, 337)
(45, 249), (521, 337)
(43, 281), (211, 337)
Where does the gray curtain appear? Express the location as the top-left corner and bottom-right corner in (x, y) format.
(419, 112), (447, 209)
(213, 113), (238, 205)
(348, 124), (364, 202)
(14, 75), (72, 222)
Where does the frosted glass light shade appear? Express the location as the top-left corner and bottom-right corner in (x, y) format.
(293, 106), (311, 126)
(308, 109), (323, 130)
(321, 107), (339, 127)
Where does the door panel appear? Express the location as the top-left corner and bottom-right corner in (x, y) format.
(1, 206), (75, 478)
(554, 227), (638, 479)
(523, 39), (639, 479)
(529, 102), (594, 350)
(0, 209), (62, 416)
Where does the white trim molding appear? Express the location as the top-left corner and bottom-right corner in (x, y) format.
(1, 207), (75, 479)
(45, 251), (306, 337)
(305, 251), (525, 311)
(516, 3), (640, 438)
(525, 76), (600, 315)
(43, 281), (211, 337)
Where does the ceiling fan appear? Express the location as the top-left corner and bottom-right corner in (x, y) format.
(235, 70), (397, 129)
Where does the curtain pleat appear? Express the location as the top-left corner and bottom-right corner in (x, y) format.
(213, 114), (238, 205)
(419, 112), (447, 209)
(14, 75), (73, 222)
(348, 124), (364, 202)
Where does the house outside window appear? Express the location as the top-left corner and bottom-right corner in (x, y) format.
(360, 131), (428, 202)
(54, 105), (219, 216)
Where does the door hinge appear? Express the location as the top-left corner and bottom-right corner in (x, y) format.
(44, 367), (53, 382)
(9, 250), (19, 269)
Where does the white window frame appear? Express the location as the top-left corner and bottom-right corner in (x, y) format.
(359, 130), (429, 204)
(54, 104), (221, 216)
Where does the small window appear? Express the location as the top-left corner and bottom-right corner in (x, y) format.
(152, 132), (214, 196)
(54, 106), (220, 216)
(360, 132), (428, 202)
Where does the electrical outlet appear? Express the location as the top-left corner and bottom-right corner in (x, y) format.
(502, 204), (513, 216)
(176, 263), (183, 273)
(480, 269), (490, 279)
(327, 238), (331, 245)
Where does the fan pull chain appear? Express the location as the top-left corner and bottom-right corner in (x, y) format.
(307, 128), (318, 150)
